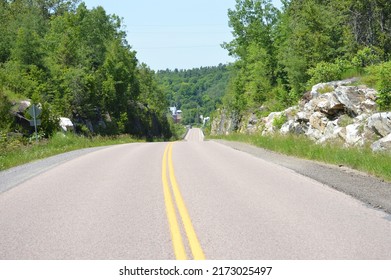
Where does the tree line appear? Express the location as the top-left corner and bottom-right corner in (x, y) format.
(0, 0), (172, 140)
(157, 64), (230, 125)
(222, 0), (391, 115)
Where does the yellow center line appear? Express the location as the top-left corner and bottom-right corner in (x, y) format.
(168, 143), (206, 260)
(162, 144), (187, 260)
(162, 142), (206, 260)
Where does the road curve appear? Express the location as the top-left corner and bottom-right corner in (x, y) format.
(1, 128), (391, 259)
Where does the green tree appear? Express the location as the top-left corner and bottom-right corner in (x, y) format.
(223, 0), (279, 111)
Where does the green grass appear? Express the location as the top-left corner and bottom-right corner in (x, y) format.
(210, 133), (391, 182)
(0, 133), (143, 171)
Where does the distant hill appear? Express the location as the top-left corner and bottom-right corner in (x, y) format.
(156, 64), (231, 124)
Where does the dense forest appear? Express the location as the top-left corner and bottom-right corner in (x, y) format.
(157, 64), (230, 124)
(222, 0), (391, 115)
(2, 0), (391, 144)
(0, 0), (172, 140)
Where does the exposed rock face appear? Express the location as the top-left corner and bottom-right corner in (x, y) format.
(211, 109), (240, 135)
(211, 79), (391, 152)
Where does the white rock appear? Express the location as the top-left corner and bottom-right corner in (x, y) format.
(280, 120), (294, 135)
(296, 111), (311, 122)
(367, 112), (391, 137)
(306, 126), (323, 140)
(323, 121), (341, 140)
(310, 78), (358, 99)
(364, 88), (378, 101)
(345, 123), (363, 146)
(262, 112), (283, 134)
(371, 133), (391, 152)
(18, 100), (31, 112)
(334, 86), (366, 116)
(309, 112), (329, 132)
(59, 117), (74, 132)
(361, 99), (377, 112)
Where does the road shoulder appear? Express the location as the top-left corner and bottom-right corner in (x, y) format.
(0, 146), (108, 194)
(212, 139), (391, 214)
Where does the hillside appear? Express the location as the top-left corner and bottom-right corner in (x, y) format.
(156, 64), (230, 125)
(219, 0), (391, 117)
(0, 0), (172, 141)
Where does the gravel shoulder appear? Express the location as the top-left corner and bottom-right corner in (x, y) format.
(0, 146), (109, 194)
(213, 139), (391, 215)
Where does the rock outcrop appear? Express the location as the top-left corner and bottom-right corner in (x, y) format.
(211, 79), (391, 152)
(211, 109), (240, 135)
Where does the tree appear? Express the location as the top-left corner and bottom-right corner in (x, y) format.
(223, 0), (279, 110)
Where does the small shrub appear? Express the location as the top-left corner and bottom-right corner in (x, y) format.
(352, 47), (381, 69)
(307, 61), (343, 87)
(273, 86), (299, 108)
(317, 85), (335, 94)
(273, 114), (288, 129)
(337, 115), (354, 127)
(0, 91), (14, 131)
(308, 59), (353, 88)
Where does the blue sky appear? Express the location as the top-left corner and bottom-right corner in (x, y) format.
(82, 0), (282, 70)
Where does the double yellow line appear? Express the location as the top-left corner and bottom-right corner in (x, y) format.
(162, 142), (205, 260)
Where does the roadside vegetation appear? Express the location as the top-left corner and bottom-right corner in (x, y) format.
(206, 0), (391, 182)
(209, 133), (391, 182)
(221, 0), (391, 116)
(0, 0), (173, 150)
(0, 133), (139, 171)
(0, 121), (186, 171)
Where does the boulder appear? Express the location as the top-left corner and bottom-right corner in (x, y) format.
(283, 106), (299, 121)
(313, 92), (344, 116)
(59, 117), (74, 132)
(309, 78), (358, 99)
(263, 112), (283, 135)
(321, 120), (342, 142)
(309, 112), (329, 132)
(367, 112), (391, 137)
(345, 123), (364, 146)
(280, 120), (308, 135)
(363, 87), (378, 101)
(18, 100), (31, 112)
(280, 120), (294, 135)
(305, 85), (368, 118)
(334, 86), (366, 116)
(306, 126), (323, 141)
(296, 111), (311, 123)
(361, 99), (377, 113)
(371, 133), (391, 152)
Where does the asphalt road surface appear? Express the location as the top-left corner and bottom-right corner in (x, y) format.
(1, 128), (391, 259)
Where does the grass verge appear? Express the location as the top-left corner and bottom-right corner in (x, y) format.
(0, 133), (143, 171)
(210, 133), (391, 182)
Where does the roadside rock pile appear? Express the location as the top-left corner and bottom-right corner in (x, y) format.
(211, 79), (391, 152)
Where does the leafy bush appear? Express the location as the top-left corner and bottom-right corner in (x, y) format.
(0, 91), (14, 131)
(366, 61), (391, 110)
(352, 47), (382, 69)
(307, 60), (349, 87)
(273, 114), (288, 129)
(273, 86), (299, 109)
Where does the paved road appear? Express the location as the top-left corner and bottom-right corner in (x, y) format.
(1, 128), (391, 259)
